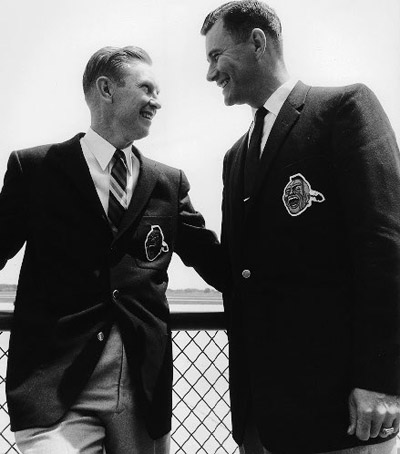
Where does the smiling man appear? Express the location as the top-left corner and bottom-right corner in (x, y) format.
(201, 2), (400, 454)
(0, 46), (222, 454)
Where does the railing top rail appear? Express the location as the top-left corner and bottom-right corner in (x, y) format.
(0, 309), (226, 332)
(0, 309), (13, 331)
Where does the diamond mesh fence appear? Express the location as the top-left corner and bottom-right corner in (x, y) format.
(0, 328), (238, 454)
(2, 325), (400, 453)
(0, 331), (18, 453)
(171, 329), (237, 454)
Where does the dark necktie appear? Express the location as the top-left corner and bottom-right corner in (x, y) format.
(244, 106), (268, 200)
(108, 148), (128, 232)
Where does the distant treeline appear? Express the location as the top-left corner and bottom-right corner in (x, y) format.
(0, 284), (17, 292)
(0, 284), (219, 294)
(166, 288), (220, 295)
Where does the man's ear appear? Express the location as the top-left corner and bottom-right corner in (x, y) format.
(96, 76), (115, 103)
(251, 28), (267, 59)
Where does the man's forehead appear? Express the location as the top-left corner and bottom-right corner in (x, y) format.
(125, 61), (152, 76)
(292, 179), (303, 185)
(126, 62), (159, 86)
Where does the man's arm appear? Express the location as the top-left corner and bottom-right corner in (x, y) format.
(332, 84), (400, 440)
(174, 170), (226, 292)
(0, 151), (28, 268)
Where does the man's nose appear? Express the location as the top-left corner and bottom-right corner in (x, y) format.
(206, 64), (217, 82)
(149, 95), (161, 110)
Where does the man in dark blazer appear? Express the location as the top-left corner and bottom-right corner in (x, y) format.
(201, 2), (400, 453)
(0, 46), (221, 453)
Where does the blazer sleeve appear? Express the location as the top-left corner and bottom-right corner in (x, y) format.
(0, 151), (28, 269)
(174, 170), (225, 292)
(332, 84), (400, 394)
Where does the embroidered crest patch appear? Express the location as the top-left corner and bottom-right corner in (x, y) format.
(145, 225), (169, 261)
(282, 173), (325, 216)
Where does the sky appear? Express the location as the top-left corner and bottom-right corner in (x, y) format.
(0, 0), (399, 289)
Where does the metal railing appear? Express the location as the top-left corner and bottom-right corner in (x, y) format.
(0, 307), (238, 454)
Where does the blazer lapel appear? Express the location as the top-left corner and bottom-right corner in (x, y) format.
(114, 147), (158, 241)
(226, 134), (248, 242)
(246, 81), (310, 216)
(230, 134), (248, 205)
(48, 134), (110, 228)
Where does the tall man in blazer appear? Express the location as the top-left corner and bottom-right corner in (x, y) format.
(0, 46), (221, 453)
(201, 2), (400, 453)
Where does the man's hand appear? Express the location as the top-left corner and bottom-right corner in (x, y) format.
(348, 388), (400, 440)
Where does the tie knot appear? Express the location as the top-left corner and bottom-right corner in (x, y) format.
(113, 148), (127, 168)
(255, 106), (268, 122)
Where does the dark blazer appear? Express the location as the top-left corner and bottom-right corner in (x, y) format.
(222, 82), (400, 453)
(0, 133), (221, 438)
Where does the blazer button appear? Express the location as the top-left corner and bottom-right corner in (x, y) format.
(242, 269), (251, 279)
(112, 289), (119, 300)
(97, 331), (105, 342)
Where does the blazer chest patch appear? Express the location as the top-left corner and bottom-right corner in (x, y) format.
(282, 173), (325, 217)
(145, 225), (170, 261)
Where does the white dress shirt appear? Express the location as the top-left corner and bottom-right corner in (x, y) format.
(249, 78), (298, 157)
(80, 128), (140, 214)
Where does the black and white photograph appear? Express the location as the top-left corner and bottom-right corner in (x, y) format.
(0, 1), (399, 453)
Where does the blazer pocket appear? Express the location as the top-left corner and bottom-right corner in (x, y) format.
(134, 216), (173, 270)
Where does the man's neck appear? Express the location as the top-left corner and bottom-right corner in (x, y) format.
(253, 71), (291, 109)
(90, 123), (133, 150)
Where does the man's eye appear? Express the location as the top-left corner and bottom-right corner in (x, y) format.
(142, 85), (150, 94)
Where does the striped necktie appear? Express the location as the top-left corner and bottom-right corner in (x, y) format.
(108, 148), (128, 232)
(244, 106), (268, 200)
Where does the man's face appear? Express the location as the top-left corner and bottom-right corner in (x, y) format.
(283, 177), (310, 215)
(205, 19), (258, 107)
(111, 61), (161, 142)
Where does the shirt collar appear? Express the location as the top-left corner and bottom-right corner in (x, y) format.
(251, 78), (298, 118)
(81, 128), (133, 174)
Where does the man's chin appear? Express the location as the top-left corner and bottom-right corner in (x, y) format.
(132, 128), (150, 142)
(223, 95), (236, 106)
(223, 90), (244, 107)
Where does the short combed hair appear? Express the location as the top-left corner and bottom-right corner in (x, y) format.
(82, 46), (152, 96)
(201, 0), (282, 45)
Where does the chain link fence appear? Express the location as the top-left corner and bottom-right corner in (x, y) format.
(0, 325), (238, 454)
(0, 331), (17, 453)
(172, 329), (237, 454)
(1, 320), (400, 454)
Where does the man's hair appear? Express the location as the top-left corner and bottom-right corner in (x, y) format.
(82, 46), (152, 96)
(200, 0), (282, 46)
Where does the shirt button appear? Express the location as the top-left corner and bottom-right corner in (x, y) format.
(97, 332), (105, 342)
(242, 269), (251, 279)
(112, 289), (119, 300)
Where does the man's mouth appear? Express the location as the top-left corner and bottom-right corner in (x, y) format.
(218, 77), (230, 89)
(288, 196), (300, 209)
(140, 110), (155, 120)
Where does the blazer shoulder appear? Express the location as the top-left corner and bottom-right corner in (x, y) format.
(13, 133), (84, 163)
(307, 83), (375, 105)
(311, 83), (384, 119)
(13, 143), (52, 162)
(339, 83), (382, 108)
